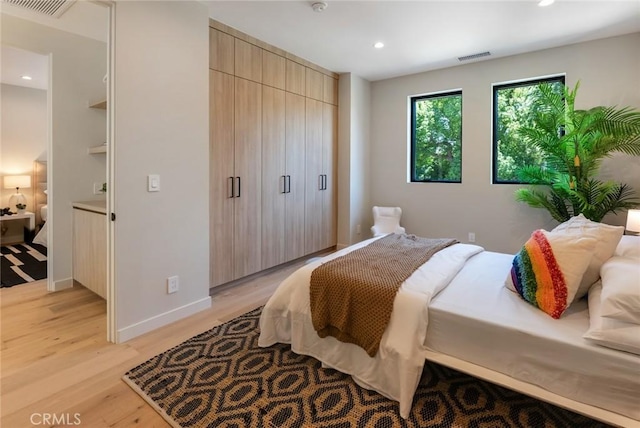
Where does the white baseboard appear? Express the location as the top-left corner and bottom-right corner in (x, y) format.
(52, 278), (74, 291)
(116, 296), (212, 343)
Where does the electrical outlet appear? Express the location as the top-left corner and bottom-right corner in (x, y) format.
(93, 182), (104, 195)
(356, 224), (361, 235)
(468, 232), (476, 243)
(167, 276), (179, 294)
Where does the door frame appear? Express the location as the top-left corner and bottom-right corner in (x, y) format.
(104, 0), (116, 343)
(44, 0), (117, 342)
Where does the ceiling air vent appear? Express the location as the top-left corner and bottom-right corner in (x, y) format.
(458, 51), (491, 62)
(2, 0), (75, 18)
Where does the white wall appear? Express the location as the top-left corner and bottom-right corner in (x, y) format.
(370, 33), (640, 254)
(337, 73), (372, 248)
(1, 15), (107, 284)
(113, 1), (210, 341)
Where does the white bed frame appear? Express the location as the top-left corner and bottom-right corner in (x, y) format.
(424, 349), (635, 428)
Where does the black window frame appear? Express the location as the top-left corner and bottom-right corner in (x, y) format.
(492, 75), (565, 184)
(410, 90), (463, 183)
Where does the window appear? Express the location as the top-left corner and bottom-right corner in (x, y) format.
(493, 76), (565, 183)
(410, 91), (462, 183)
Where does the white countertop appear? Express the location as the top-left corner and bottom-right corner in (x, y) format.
(72, 200), (107, 214)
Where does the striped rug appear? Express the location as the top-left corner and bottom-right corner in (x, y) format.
(123, 307), (610, 428)
(0, 243), (47, 288)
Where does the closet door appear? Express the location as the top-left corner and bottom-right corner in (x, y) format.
(305, 68), (324, 101)
(285, 93), (306, 261)
(210, 70), (235, 287)
(262, 86), (286, 269)
(322, 103), (338, 249)
(234, 77), (262, 279)
(305, 98), (324, 254)
(286, 59), (305, 96)
(235, 39), (262, 83)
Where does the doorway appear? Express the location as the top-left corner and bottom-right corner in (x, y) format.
(0, 1), (114, 341)
(0, 46), (48, 287)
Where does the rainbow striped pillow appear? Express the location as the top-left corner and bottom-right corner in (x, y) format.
(506, 229), (597, 319)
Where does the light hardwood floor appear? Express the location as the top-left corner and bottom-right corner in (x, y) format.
(0, 259), (307, 427)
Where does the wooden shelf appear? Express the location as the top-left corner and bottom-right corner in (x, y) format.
(88, 144), (107, 154)
(89, 99), (107, 109)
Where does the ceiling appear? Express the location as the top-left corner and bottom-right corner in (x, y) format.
(1, 45), (48, 90)
(1, 1), (638, 85)
(207, 1), (640, 81)
(0, 0), (108, 90)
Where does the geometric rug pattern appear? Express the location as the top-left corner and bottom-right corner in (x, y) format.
(0, 243), (47, 288)
(123, 307), (610, 428)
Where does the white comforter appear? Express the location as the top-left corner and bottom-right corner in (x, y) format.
(258, 236), (483, 418)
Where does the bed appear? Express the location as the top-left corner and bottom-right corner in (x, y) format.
(259, 229), (640, 427)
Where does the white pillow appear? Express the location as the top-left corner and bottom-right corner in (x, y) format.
(505, 228), (597, 319)
(584, 281), (640, 355)
(600, 256), (640, 324)
(552, 214), (624, 299)
(614, 235), (640, 259)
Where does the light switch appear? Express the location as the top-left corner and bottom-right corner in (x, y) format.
(148, 174), (160, 192)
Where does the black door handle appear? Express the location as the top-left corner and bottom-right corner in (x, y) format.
(286, 175), (291, 193)
(228, 177), (234, 198)
(281, 175), (286, 194)
(235, 176), (241, 198)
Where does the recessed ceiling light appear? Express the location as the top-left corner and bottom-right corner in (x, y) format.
(538, 0), (555, 6)
(21, 75), (33, 80)
(374, 42), (384, 49)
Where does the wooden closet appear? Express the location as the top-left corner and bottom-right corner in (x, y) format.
(209, 21), (338, 288)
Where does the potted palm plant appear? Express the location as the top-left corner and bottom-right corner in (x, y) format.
(515, 82), (640, 222)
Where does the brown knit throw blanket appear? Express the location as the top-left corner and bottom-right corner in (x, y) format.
(310, 234), (458, 357)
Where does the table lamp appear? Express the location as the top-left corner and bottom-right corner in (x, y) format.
(4, 175), (31, 212)
(626, 209), (640, 235)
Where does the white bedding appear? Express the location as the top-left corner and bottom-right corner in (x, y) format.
(427, 251), (640, 422)
(32, 204), (48, 247)
(258, 236), (483, 418)
(32, 220), (48, 247)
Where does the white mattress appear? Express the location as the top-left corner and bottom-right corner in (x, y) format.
(426, 251), (640, 421)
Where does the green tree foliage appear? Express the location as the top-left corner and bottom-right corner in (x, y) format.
(514, 82), (640, 222)
(413, 94), (462, 182)
(495, 81), (564, 182)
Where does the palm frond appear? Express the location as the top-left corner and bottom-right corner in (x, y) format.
(582, 183), (640, 222)
(516, 187), (570, 222)
(596, 106), (640, 140)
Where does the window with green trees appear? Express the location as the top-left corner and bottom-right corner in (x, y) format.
(410, 91), (462, 183)
(493, 76), (565, 183)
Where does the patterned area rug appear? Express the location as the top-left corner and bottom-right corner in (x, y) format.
(123, 307), (610, 428)
(0, 243), (47, 288)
